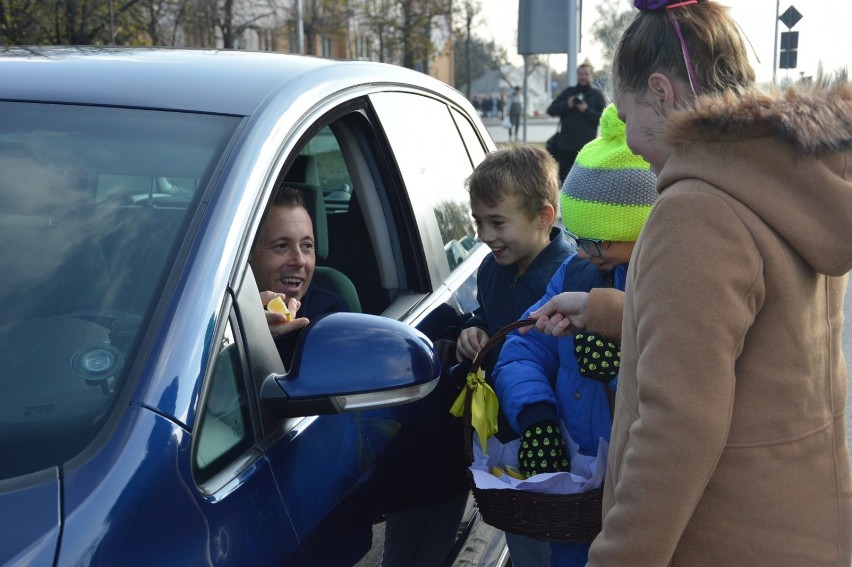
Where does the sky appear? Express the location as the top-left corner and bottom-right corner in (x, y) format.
(477, 1), (852, 86)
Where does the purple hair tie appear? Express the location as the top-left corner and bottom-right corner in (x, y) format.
(633, 0), (701, 96)
(633, 0), (697, 10)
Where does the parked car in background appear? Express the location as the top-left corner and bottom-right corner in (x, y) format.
(0, 47), (504, 566)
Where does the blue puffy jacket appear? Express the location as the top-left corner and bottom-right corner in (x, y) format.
(494, 255), (627, 459)
(493, 255), (626, 566)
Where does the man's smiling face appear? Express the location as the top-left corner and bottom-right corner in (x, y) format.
(250, 204), (316, 301)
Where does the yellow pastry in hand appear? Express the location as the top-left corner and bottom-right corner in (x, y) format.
(267, 296), (292, 321)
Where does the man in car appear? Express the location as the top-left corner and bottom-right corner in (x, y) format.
(250, 185), (351, 363)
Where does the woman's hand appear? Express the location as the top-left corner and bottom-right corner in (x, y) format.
(520, 292), (590, 337)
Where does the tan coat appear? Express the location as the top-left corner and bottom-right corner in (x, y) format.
(587, 80), (852, 565)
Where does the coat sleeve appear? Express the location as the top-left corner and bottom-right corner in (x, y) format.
(579, 89), (606, 127)
(587, 288), (624, 340)
(547, 88), (572, 117)
(492, 263), (568, 434)
(587, 187), (763, 565)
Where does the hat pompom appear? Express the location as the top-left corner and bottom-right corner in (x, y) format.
(561, 104), (658, 242)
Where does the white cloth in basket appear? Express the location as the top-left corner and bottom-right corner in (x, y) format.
(470, 421), (608, 495)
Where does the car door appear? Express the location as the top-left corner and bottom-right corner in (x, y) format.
(193, 87), (495, 565)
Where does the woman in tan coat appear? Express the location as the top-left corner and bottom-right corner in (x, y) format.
(524, 0), (852, 564)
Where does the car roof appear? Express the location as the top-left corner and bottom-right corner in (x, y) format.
(0, 46), (459, 116)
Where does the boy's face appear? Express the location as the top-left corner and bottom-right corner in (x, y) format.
(250, 204), (316, 301)
(471, 194), (551, 275)
(576, 239), (636, 272)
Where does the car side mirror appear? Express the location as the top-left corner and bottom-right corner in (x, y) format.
(260, 312), (440, 418)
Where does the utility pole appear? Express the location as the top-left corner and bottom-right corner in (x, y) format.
(772, 0), (780, 84)
(296, 0), (305, 54)
(566, 0), (579, 86)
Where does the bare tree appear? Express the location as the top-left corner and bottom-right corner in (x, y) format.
(354, 0), (452, 71)
(457, 0), (480, 98)
(299, 0), (351, 56)
(0, 0), (46, 44)
(590, 0), (633, 72)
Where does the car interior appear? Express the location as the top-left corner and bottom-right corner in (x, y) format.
(278, 154), (362, 313)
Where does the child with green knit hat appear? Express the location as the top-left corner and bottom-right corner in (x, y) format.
(492, 103), (657, 567)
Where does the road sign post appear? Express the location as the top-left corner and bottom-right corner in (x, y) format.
(774, 5), (803, 82)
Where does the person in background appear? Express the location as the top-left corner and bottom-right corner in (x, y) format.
(525, 1), (852, 564)
(547, 62), (607, 184)
(493, 104), (657, 567)
(250, 185), (350, 364)
(454, 143), (574, 566)
(508, 85), (523, 141)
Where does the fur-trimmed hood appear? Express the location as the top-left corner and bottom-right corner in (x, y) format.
(666, 77), (852, 155)
(656, 76), (852, 276)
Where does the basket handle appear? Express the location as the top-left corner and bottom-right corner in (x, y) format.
(469, 318), (536, 374)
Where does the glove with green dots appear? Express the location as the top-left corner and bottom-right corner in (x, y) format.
(573, 332), (620, 382)
(517, 420), (570, 478)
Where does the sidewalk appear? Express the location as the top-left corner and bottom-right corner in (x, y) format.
(481, 115), (559, 144)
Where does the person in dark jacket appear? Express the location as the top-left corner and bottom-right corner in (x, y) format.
(494, 104), (657, 567)
(547, 62), (608, 184)
(455, 143), (574, 566)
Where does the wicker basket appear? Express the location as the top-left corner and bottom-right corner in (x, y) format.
(461, 319), (604, 544)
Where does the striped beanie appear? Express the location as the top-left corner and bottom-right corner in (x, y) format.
(561, 104), (657, 241)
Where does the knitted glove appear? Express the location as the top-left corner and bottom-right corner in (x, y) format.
(573, 332), (620, 383)
(517, 420), (569, 478)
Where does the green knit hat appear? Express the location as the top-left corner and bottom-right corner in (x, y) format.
(561, 104), (657, 242)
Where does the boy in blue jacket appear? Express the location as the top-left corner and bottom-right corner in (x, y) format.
(456, 143), (573, 566)
(493, 104), (657, 566)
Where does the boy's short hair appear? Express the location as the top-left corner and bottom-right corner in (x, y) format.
(466, 144), (559, 220)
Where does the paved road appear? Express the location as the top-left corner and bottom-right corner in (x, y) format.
(483, 115), (558, 145)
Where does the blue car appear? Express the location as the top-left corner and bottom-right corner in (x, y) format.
(0, 47), (505, 566)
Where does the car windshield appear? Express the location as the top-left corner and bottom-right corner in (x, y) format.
(0, 101), (240, 479)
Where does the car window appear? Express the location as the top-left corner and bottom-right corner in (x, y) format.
(275, 110), (430, 317)
(298, 126), (353, 215)
(368, 93), (478, 276)
(193, 319), (255, 486)
(0, 101), (239, 479)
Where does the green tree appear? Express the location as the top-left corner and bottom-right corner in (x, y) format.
(434, 199), (473, 243)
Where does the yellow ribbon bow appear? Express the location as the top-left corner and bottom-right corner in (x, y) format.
(449, 367), (499, 452)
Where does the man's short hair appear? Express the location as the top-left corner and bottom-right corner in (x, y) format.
(270, 185), (305, 209)
(466, 144), (559, 220)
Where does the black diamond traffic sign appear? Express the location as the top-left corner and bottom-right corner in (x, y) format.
(779, 6), (802, 29)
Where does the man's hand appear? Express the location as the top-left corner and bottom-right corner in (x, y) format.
(456, 327), (490, 362)
(519, 292), (590, 337)
(261, 291), (309, 337)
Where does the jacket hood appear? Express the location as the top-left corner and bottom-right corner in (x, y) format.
(657, 76), (852, 276)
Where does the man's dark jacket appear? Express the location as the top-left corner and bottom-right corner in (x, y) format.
(547, 83), (607, 152)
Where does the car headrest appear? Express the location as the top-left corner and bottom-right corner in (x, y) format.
(278, 181), (328, 260)
(285, 154), (320, 186)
